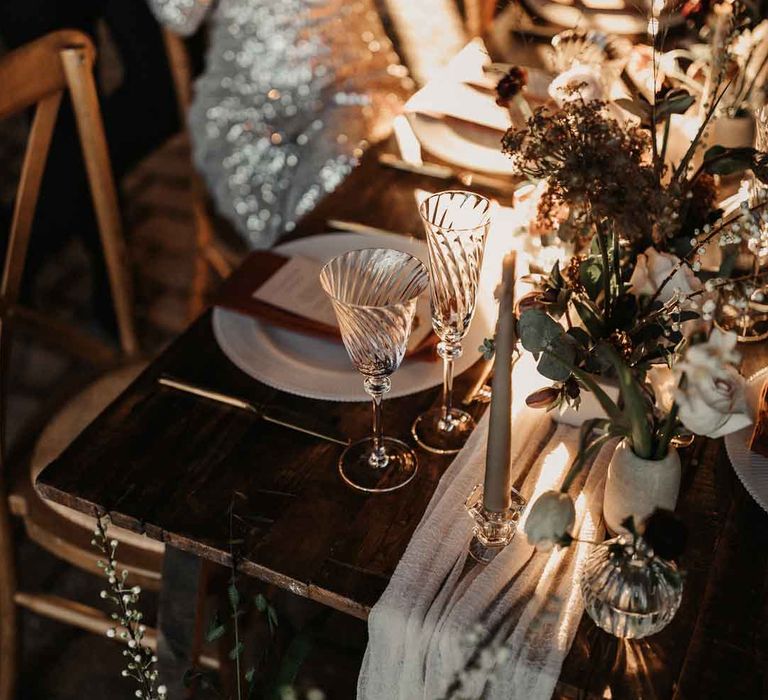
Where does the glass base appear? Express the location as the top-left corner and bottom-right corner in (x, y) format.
(338, 437), (418, 493)
(411, 406), (476, 454)
(465, 484), (527, 563)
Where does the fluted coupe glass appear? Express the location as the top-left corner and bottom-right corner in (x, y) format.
(412, 190), (491, 454)
(320, 248), (429, 492)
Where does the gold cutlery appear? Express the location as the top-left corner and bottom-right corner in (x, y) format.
(327, 218), (417, 241)
(378, 153), (516, 196)
(158, 376), (350, 446)
(462, 352), (521, 406)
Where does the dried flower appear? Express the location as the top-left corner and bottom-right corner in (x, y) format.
(642, 508), (688, 560)
(495, 66), (528, 105)
(502, 99), (663, 247)
(608, 329), (633, 360)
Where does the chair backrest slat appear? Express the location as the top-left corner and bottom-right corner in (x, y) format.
(1, 92), (62, 304)
(0, 30), (94, 120)
(0, 30), (138, 358)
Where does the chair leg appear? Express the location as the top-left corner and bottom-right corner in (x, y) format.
(188, 193), (215, 321)
(0, 492), (18, 700)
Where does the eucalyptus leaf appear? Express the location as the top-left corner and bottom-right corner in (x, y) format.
(572, 297), (606, 339)
(566, 326), (592, 349)
(206, 613), (227, 643)
(615, 97), (652, 121)
(228, 583), (240, 613)
(518, 308), (564, 353)
(580, 260), (603, 300)
(703, 145), (757, 176)
(537, 336), (576, 381)
(655, 88), (695, 120)
(229, 641), (245, 660)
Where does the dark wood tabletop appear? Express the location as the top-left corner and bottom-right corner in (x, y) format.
(35, 140), (768, 699)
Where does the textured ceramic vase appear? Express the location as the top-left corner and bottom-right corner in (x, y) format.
(603, 439), (681, 534)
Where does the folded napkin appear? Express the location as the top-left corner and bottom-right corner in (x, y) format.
(405, 39), (553, 134)
(358, 357), (612, 700)
(214, 250), (437, 360)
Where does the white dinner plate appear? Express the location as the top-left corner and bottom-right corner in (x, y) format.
(212, 233), (496, 402)
(408, 113), (516, 176)
(724, 367), (768, 513)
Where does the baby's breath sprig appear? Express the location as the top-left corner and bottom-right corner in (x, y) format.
(92, 515), (166, 700)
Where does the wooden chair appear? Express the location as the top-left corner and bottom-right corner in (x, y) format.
(464, 0), (498, 37)
(161, 28), (238, 320)
(0, 30), (212, 699)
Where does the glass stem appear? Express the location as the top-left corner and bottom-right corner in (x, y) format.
(438, 341), (462, 422)
(365, 376), (391, 468)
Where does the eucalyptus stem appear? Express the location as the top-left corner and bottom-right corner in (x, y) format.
(654, 402), (679, 460)
(228, 502), (243, 700)
(595, 219), (612, 315)
(659, 115), (671, 172)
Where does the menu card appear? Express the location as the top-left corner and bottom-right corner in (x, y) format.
(216, 251), (435, 356)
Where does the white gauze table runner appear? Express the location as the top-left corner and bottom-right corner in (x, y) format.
(358, 357), (613, 700)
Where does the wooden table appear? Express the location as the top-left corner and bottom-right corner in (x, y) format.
(36, 142), (768, 698)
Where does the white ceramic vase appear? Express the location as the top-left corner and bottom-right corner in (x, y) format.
(603, 439), (681, 534)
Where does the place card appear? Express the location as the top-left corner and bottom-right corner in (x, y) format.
(254, 255), (339, 328)
(252, 254), (434, 354)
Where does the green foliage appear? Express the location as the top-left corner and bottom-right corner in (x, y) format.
(702, 145), (757, 176)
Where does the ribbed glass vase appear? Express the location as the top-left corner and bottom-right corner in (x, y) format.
(580, 534), (683, 639)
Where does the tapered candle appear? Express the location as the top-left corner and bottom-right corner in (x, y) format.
(483, 252), (517, 513)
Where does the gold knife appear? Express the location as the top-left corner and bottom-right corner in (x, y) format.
(378, 153), (516, 196)
(159, 377), (350, 446)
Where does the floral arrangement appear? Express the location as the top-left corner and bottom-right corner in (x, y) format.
(523, 328), (750, 549)
(497, 35), (768, 410)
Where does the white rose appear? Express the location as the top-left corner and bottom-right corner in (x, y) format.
(523, 490), (575, 551)
(674, 329), (752, 438)
(629, 247), (702, 303)
(548, 63), (605, 107)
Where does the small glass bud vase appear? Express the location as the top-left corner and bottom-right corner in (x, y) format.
(580, 534), (683, 639)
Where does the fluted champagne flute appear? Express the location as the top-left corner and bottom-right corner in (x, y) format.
(320, 248), (429, 492)
(412, 190), (491, 454)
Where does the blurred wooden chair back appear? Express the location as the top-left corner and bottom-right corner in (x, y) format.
(0, 30), (138, 362)
(161, 28), (236, 319)
(464, 0), (498, 36)
(0, 30), (147, 700)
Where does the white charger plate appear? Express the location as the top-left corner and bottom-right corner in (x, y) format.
(724, 367), (768, 513)
(212, 233), (496, 402)
(408, 113), (516, 176)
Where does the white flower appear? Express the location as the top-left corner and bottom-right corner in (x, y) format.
(647, 364), (676, 412)
(629, 247), (702, 303)
(523, 490), (575, 550)
(674, 329), (751, 438)
(548, 63), (605, 107)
